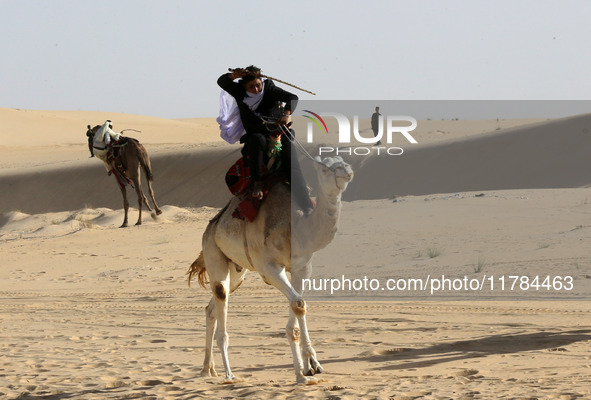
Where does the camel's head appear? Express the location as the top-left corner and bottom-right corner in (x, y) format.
(313, 156), (354, 193)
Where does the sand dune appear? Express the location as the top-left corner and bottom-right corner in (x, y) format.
(0, 146), (239, 215)
(341, 113), (591, 200)
(0, 108), (222, 174)
(0, 108), (220, 147)
(1, 111), (590, 215)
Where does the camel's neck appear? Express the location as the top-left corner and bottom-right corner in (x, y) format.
(298, 187), (342, 252)
(316, 188), (342, 222)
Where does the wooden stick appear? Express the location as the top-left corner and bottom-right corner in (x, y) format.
(228, 68), (316, 95)
(259, 74), (316, 96)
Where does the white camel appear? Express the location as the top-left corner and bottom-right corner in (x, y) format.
(187, 156), (353, 384)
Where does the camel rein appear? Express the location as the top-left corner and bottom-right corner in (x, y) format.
(276, 123), (344, 189)
(273, 122), (327, 168)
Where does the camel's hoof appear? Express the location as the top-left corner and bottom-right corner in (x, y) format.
(135, 221), (142, 226)
(221, 375), (242, 384)
(304, 357), (323, 376)
(308, 359), (323, 375)
(297, 375), (319, 385)
(156, 209), (163, 215)
(200, 366), (217, 377)
(304, 366), (323, 376)
(120, 223), (128, 228)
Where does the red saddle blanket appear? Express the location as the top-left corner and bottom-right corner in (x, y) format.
(225, 157), (282, 222)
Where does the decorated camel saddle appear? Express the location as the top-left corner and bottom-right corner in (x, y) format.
(225, 133), (289, 221)
(85, 125), (135, 188)
(225, 155), (285, 222)
(109, 137), (141, 188)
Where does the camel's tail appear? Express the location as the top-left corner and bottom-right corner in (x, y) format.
(187, 251), (208, 288)
(135, 142), (154, 182)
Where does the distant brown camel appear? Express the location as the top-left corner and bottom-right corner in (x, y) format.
(86, 125), (162, 227)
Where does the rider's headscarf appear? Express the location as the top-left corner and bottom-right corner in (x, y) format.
(95, 120), (112, 142)
(242, 80), (265, 111)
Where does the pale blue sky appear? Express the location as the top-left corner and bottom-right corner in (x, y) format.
(1, 0), (590, 118)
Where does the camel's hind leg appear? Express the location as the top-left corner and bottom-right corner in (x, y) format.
(201, 296), (218, 377)
(137, 143), (161, 216)
(201, 262), (246, 379)
(131, 177), (145, 225)
(119, 184), (129, 228)
(131, 171), (153, 226)
(200, 235), (246, 382)
(146, 178), (162, 216)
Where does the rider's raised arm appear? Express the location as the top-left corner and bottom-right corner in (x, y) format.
(217, 73), (244, 100)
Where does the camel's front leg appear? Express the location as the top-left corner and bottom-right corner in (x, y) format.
(259, 262), (316, 384)
(286, 311), (322, 376)
(291, 262), (323, 376)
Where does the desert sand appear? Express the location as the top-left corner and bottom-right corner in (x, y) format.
(1, 108), (590, 399)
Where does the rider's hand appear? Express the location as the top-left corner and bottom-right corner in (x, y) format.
(277, 114), (291, 126)
(229, 68), (247, 79)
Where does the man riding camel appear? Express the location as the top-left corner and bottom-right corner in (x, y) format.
(217, 66), (314, 215)
(92, 120), (121, 175)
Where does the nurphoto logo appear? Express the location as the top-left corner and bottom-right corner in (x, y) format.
(301, 110), (418, 156)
